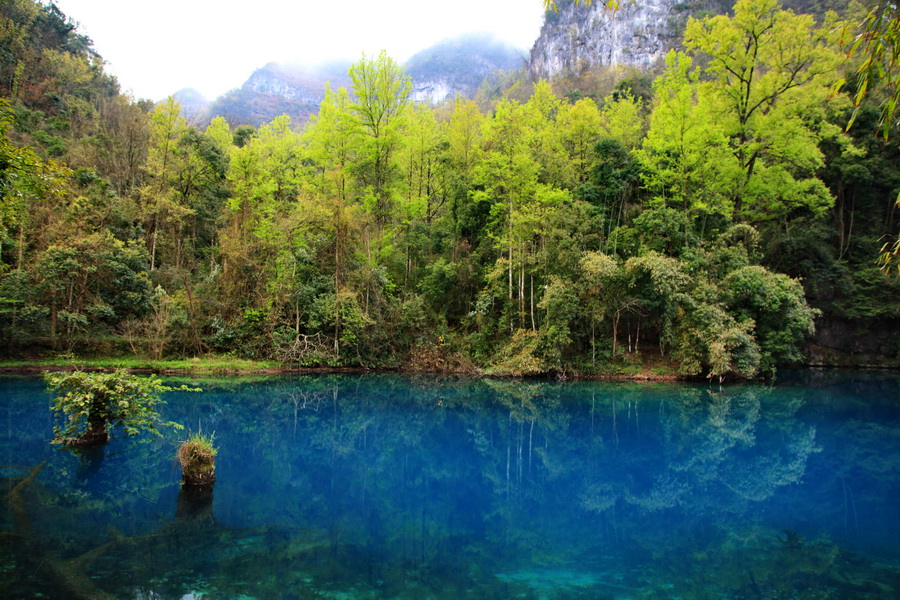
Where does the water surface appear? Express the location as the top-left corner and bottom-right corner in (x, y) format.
(1, 370), (899, 599)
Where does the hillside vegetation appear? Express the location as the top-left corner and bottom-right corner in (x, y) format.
(0, 0), (897, 378)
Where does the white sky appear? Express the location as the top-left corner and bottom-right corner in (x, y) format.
(51, 0), (546, 102)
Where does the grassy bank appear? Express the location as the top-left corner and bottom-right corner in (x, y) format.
(0, 355), (285, 376)
(0, 351), (690, 381)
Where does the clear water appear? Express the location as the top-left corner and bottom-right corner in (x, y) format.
(2, 370), (900, 599)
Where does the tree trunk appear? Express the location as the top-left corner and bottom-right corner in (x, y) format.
(612, 310), (620, 358)
(70, 415), (109, 447)
(530, 274), (536, 332)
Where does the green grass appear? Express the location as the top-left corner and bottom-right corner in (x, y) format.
(180, 430), (217, 456)
(0, 351), (685, 382)
(0, 355), (283, 375)
(588, 353), (680, 380)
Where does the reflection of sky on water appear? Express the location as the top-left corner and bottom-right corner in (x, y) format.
(1, 371), (899, 599)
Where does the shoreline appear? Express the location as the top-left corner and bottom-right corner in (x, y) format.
(0, 363), (679, 381)
(0, 360), (896, 383)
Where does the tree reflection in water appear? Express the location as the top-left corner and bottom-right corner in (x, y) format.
(1, 373), (899, 599)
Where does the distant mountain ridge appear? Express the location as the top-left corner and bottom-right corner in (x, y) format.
(200, 61), (352, 127)
(176, 35), (523, 128)
(172, 2), (852, 128)
(405, 33), (524, 103)
(243, 61), (353, 104)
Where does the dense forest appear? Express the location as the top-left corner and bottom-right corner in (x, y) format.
(0, 0), (898, 378)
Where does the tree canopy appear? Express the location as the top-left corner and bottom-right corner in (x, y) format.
(1, 0), (898, 378)
(46, 369), (190, 445)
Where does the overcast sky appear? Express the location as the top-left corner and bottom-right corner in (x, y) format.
(51, 0), (546, 102)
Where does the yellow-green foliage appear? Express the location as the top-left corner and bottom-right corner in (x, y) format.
(487, 329), (545, 376)
(45, 369), (195, 443)
(2, 0), (894, 376)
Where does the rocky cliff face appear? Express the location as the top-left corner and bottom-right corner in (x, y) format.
(203, 62), (352, 127)
(527, 0), (843, 81)
(406, 34), (524, 104)
(242, 62), (352, 105)
(529, 0), (694, 80)
(244, 68), (321, 104)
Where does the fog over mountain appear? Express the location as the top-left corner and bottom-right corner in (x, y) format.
(405, 33), (525, 103)
(173, 1), (849, 127)
(184, 34), (523, 127)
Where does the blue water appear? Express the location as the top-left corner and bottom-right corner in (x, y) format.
(2, 370), (900, 599)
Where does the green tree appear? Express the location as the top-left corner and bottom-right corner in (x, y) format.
(590, 137), (642, 243)
(72, 94), (150, 196)
(579, 251), (636, 361)
(30, 233), (151, 350)
(682, 0), (846, 222)
(46, 369), (189, 446)
(537, 275), (580, 367)
(473, 99), (539, 329)
(448, 97), (483, 176)
(639, 1), (849, 225)
(446, 97), (485, 245)
(0, 99), (67, 266)
(349, 50), (412, 225)
(139, 95), (192, 271)
(722, 265), (818, 373)
(219, 114), (305, 336)
(669, 294), (761, 380)
(598, 91), (645, 150)
(557, 96), (602, 185)
(204, 116), (233, 152)
(524, 80), (567, 186)
(847, 1), (900, 137)
(636, 51), (734, 219)
(401, 103), (447, 226)
(302, 85), (366, 355)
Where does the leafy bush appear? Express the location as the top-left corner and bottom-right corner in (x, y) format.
(45, 369), (192, 445)
(487, 329), (545, 376)
(723, 266), (819, 373)
(669, 299), (761, 379)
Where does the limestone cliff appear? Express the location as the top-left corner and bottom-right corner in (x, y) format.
(406, 33), (524, 104)
(527, 0), (846, 81)
(242, 62), (352, 105)
(529, 0), (715, 80)
(205, 62), (351, 127)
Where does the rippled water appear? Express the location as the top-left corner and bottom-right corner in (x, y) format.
(1, 370), (899, 599)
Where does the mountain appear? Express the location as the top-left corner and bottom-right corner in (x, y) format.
(205, 61), (352, 128)
(242, 61), (353, 104)
(193, 35), (524, 127)
(405, 33), (525, 104)
(529, 0), (713, 80)
(528, 0), (850, 81)
(173, 88), (212, 125)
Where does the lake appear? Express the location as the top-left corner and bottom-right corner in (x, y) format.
(1, 370), (899, 599)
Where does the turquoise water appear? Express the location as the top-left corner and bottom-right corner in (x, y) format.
(1, 370), (900, 599)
